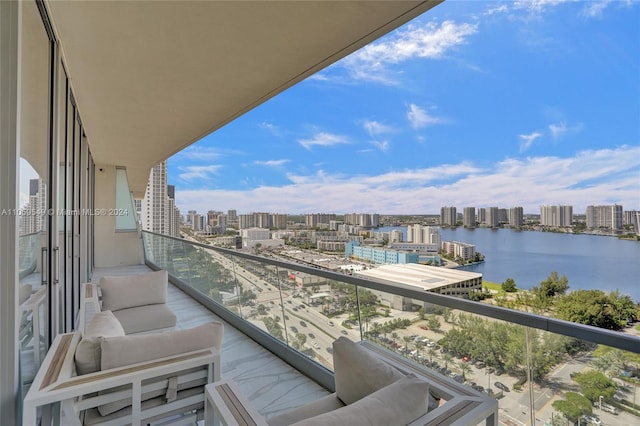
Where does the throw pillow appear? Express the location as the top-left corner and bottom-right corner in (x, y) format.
(333, 337), (404, 405)
(100, 270), (168, 312)
(291, 374), (430, 426)
(74, 310), (125, 375)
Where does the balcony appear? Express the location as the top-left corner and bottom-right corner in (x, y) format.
(132, 231), (639, 425)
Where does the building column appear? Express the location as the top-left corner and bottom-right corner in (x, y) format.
(0, 0), (21, 424)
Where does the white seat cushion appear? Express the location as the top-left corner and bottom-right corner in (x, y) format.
(332, 337), (404, 405)
(112, 303), (176, 334)
(74, 310), (126, 375)
(291, 374), (430, 426)
(100, 270), (168, 311)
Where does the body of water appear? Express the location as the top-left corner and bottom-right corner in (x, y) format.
(378, 227), (640, 301)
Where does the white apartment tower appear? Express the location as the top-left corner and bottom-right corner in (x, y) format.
(407, 224), (441, 246)
(141, 162), (182, 236)
(440, 206), (457, 227)
(141, 161), (168, 235)
(586, 205), (623, 230)
(540, 205), (573, 227)
(486, 207), (500, 228)
(463, 207), (476, 228)
(509, 207), (524, 228)
(19, 179), (46, 235)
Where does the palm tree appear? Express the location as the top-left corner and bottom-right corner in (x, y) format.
(403, 336), (412, 356)
(458, 361), (472, 382)
(415, 341), (425, 359)
(443, 353), (454, 373)
(391, 332), (399, 348)
(427, 348), (437, 364)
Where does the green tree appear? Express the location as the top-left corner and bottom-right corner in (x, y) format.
(552, 392), (592, 423)
(256, 304), (267, 315)
(427, 315), (441, 332)
(538, 271), (569, 298)
(458, 361), (472, 382)
(403, 336), (412, 356)
(501, 278), (517, 292)
(555, 290), (637, 330)
(296, 333), (307, 347)
(571, 370), (618, 403)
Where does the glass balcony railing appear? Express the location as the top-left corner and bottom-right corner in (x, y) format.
(19, 232), (40, 280)
(142, 231), (640, 425)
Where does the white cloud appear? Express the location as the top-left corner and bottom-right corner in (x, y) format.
(362, 120), (394, 136)
(519, 131), (543, 152)
(175, 146), (640, 215)
(581, 1), (611, 18)
(407, 104), (444, 129)
(370, 141), (390, 152)
(298, 132), (349, 150)
(260, 121), (280, 136)
(342, 20), (478, 84)
(178, 165), (223, 181)
(254, 159), (289, 167)
(175, 146), (239, 161)
(548, 121), (583, 139)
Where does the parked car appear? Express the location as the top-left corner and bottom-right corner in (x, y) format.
(494, 381), (510, 392)
(494, 368), (504, 376)
(341, 330), (348, 335)
(299, 320), (307, 327)
(308, 333), (315, 339)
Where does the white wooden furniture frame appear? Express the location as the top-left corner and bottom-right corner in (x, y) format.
(19, 286), (47, 366)
(205, 341), (498, 426)
(23, 331), (220, 426)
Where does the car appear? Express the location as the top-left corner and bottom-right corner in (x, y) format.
(494, 381), (510, 392)
(308, 333), (315, 339)
(472, 385), (484, 393)
(312, 342), (320, 349)
(328, 321), (334, 326)
(290, 326), (298, 333)
(486, 366), (495, 374)
(475, 361), (486, 369)
(299, 321), (307, 327)
(341, 330), (348, 335)
(583, 415), (602, 426)
(462, 356), (470, 362)
(494, 368), (504, 376)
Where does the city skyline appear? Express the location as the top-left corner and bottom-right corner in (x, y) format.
(167, 1), (639, 215)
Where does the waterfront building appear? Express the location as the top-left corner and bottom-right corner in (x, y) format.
(509, 207), (524, 228)
(306, 213), (337, 228)
(624, 210), (640, 233)
(345, 241), (419, 265)
(441, 241), (476, 261)
(355, 264), (483, 310)
(586, 204), (623, 230)
(463, 207), (476, 228)
(440, 206), (457, 226)
(540, 205), (573, 227)
(407, 224), (441, 246)
(141, 161), (168, 235)
(485, 207), (499, 228)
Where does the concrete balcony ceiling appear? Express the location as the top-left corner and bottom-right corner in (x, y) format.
(46, 1), (442, 196)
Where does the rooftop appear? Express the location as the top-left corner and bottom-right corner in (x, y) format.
(355, 264), (482, 291)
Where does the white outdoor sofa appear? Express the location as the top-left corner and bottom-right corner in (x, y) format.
(205, 338), (498, 426)
(23, 270), (223, 426)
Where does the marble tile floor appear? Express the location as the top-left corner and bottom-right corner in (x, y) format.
(88, 265), (331, 421)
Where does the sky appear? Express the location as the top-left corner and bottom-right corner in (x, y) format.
(169, 0), (640, 216)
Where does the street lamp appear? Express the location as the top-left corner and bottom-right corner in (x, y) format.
(599, 395), (603, 411)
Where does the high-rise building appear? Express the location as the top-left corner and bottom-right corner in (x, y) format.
(141, 162), (182, 236)
(540, 205), (573, 227)
(586, 205), (623, 230)
(624, 210), (640, 233)
(407, 224), (441, 246)
(19, 178), (46, 235)
(440, 206), (457, 227)
(463, 207), (476, 228)
(508, 207), (524, 228)
(271, 214), (288, 230)
(486, 207), (499, 228)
